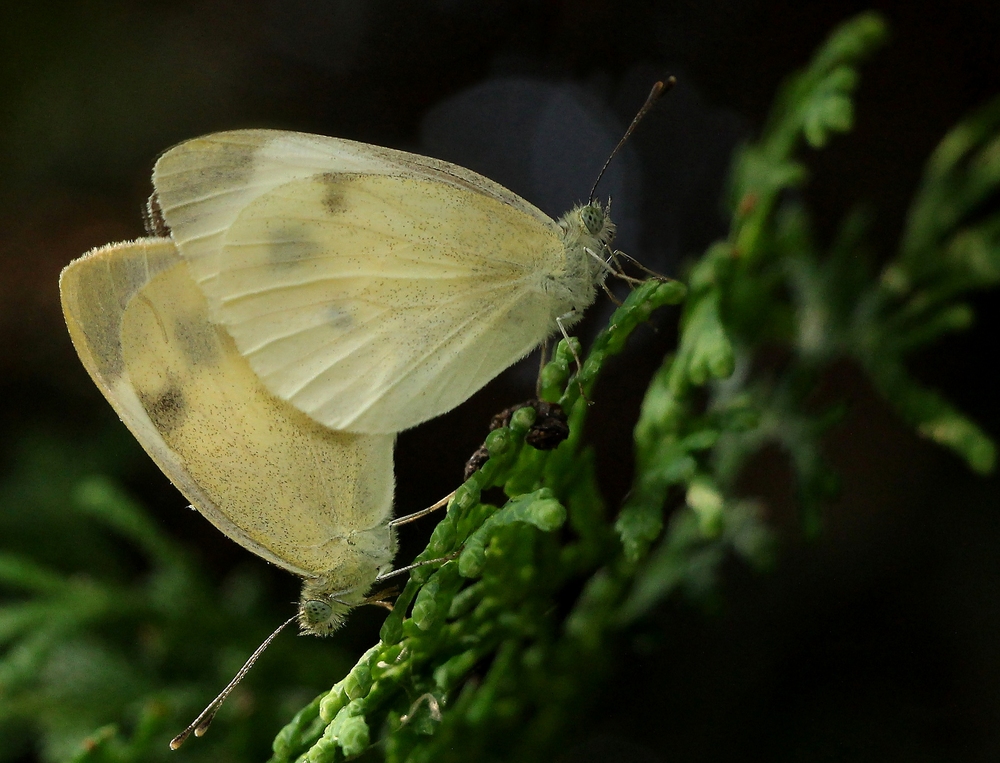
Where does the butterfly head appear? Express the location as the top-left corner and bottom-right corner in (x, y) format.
(558, 201), (616, 253)
(298, 575), (373, 636)
(578, 202), (615, 245)
(298, 595), (353, 636)
(579, 203), (605, 236)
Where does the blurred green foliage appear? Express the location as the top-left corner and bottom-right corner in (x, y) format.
(0, 428), (358, 763)
(2, 10), (998, 763)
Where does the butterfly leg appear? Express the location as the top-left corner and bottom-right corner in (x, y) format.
(585, 245), (619, 278)
(599, 278), (624, 306)
(388, 490), (455, 528)
(610, 248), (668, 281)
(555, 314), (589, 404)
(363, 586), (399, 611)
(583, 246), (626, 305)
(373, 550), (460, 584)
(535, 339), (551, 398)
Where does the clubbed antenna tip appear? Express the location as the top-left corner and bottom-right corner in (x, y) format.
(589, 76), (677, 203)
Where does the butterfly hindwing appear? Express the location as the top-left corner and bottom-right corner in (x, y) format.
(60, 238), (396, 578)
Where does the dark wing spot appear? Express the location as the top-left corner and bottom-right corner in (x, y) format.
(321, 172), (352, 216)
(328, 306), (353, 330)
(139, 384), (187, 434)
(268, 225), (321, 268)
(174, 316), (221, 367)
(190, 137), (257, 191)
(156, 136), (257, 230)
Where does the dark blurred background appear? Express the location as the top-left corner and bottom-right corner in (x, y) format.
(2, 1), (999, 761)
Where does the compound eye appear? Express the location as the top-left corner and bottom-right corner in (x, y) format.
(302, 599), (333, 625)
(580, 205), (604, 235)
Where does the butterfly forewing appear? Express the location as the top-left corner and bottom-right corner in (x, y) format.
(153, 132), (571, 433)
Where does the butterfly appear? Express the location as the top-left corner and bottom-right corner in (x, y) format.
(61, 78), (671, 743)
(59, 237), (398, 637)
(60, 124), (623, 665)
(144, 128), (617, 434)
(62, 126), (625, 633)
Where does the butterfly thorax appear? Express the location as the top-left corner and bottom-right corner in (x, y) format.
(548, 202), (616, 328)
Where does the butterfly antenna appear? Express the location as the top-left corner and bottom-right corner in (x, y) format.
(588, 76), (676, 203)
(169, 615), (298, 750)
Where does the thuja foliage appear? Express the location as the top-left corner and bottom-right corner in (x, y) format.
(0, 430), (362, 763)
(1, 9), (998, 763)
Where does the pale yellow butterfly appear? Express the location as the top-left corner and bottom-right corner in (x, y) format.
(59, 237), (399, 638)
(146, 128), (617, 434)
(60, 80), (667, 745)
